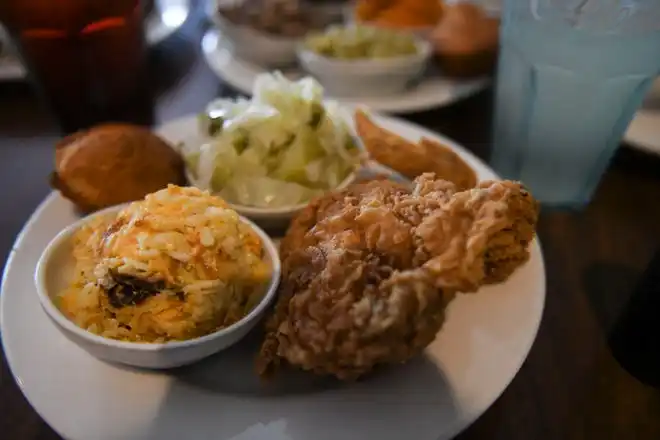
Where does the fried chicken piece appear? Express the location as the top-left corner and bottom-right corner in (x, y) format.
(278, 178), (410, 268)
(354, 110), (477, 190)
(258, 174), (539, 380)
(356, 0), (443, 27)
(355, 0), (393, 21)
(415, 179), (539, 292)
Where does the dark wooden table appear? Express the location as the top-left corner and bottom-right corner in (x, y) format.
(2, 3), (660, 439)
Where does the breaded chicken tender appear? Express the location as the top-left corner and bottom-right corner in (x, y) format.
(354, 110), (477, 190)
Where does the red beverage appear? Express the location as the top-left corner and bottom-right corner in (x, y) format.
(0, 0), (154, 134)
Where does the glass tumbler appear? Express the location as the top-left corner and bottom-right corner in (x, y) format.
(0, 0), (154, 134)
(491, 0), (660, 207)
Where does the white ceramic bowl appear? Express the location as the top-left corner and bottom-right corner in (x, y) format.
(297, 37), (432, 97)
(186, 100), (361, 230)
(185, 170), (358, 231)
(207, 0), (298, 66)
(34, 204), (281, 369)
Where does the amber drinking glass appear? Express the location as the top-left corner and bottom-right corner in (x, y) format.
(0, 0), (154, 134)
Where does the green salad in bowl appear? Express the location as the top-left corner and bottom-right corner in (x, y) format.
(304, 25), (420, 60)
(184, 73), (362, 210)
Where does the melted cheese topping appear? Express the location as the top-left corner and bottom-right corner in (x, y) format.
(88, 185), (269, 287)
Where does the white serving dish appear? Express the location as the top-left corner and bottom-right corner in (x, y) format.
(181, 99), (362, 230)
(207, 0), (298, 66)
(1, 112), (546, 440)
(34, 204), (281, 369)
(186, 169), (357, 231)
(297, 36), (432, 97)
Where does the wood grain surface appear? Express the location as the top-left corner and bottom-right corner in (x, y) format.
(1, 2), (659, 439)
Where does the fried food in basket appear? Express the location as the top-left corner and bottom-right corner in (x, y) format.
(257, 174), (539, 380)
(354, 110), (477, 190)
(51, 124), (186, 213)
(356, 0), (443, 28)
(355, 0), (390, 21)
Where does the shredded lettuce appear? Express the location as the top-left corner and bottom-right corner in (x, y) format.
(186, 72), (361, 208)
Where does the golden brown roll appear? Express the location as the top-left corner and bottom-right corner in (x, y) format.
(51, 124), (185, 213)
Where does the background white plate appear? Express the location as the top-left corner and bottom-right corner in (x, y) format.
(146, 0), (191, 47)
(201, 29), (489, 114)
(0, 54), (26, 81)
(624, 79), (660, 155)
(0, 23), (26, 80)
(0, 0), (191, 82)
(1, 113), (545, 440)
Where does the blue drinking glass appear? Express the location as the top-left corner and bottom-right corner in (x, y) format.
(491, 0), (660, 207)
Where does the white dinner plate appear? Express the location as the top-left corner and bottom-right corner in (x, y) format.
(1, 112), (545, 440)
(0, 53), (26, 81)
(624, 79), (660, 155)
(0, 0), (190, 82)
(0, 24), (26, 80)
(201, 29), (489, 114)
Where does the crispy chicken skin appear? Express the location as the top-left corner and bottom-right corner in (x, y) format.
(258, 174), (539, 380)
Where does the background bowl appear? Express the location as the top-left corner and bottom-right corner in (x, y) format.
(206, 0), (299, 66)
(297, 37), (432, 97)
(35, 204), (281, 369)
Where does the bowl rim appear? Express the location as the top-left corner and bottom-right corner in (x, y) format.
(297, 33), (432, 69)
(185, 168), (359, 216)
(206, 0), (301, 44)
(34, 203), (282, 351)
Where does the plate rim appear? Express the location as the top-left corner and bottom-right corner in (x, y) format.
(146, 0), (191, 46)
(1, 112), (546, 440)
(0, 56), (26, 80)
(624, 106), (660, 155)
(200, 28), (490, 114)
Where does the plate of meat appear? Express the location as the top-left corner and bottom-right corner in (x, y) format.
(1, 105), (545, 440)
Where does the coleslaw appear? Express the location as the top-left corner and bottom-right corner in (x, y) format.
(184, 72), (362, 208)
